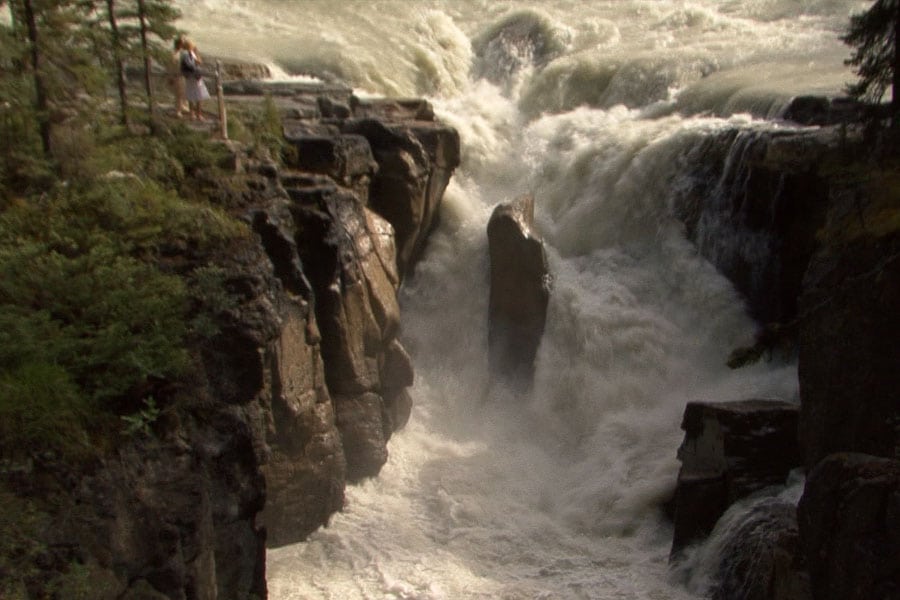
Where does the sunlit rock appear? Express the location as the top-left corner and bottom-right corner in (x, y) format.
(341, 116), (461, 279)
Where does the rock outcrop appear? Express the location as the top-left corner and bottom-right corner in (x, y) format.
(271, 94), (461, 281)
(486, 194), (551, 389)
(670, 399), (801, 555)
(797, 453), (900, 600)
(252, 87), (459, 512)
(671, 127), (835, 326)
(5, 82), (461, 597)
(672, 121), (900, 598)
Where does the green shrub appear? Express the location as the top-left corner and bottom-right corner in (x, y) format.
(0, 361), (90, 459)
(0, 181), (241, 456)
(0, 106), (253, 458)
(0, 178), (247, 259)
(0, 243), (189, 405)
(162, 124), (233, 174)
(80, 133), (186, 188)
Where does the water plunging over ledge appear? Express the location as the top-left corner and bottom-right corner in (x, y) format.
(175, 1), (859, 597)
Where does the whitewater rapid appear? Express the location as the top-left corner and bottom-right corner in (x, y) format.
(175, 1), (862, 597)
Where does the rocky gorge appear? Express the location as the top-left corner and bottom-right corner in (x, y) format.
(667, 115), (900, 599)
(1, 69), (460, 598)
(3, 54), (899, 599)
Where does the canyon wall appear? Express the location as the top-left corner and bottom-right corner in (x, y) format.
(670, 122), (900, 599)
(14, 84), (460, 599)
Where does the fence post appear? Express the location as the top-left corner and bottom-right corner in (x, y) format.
(215, 60), (228, 140)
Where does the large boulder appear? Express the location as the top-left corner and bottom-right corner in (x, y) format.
(671, 399), (801, 555)
(486, 194), (550, 389)
(707, 499), (810, 600)
(797, 453), (900, 600)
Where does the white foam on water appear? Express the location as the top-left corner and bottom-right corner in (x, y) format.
(173, 1), (860, 596)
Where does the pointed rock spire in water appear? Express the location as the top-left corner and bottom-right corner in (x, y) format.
(487, 194), (551, 392)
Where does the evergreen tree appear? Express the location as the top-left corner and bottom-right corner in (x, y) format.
(104, 0), (130, 126)
(112, 0), (180, 125)
(3, 0), (106, 159)
(843, 0), (900, 115)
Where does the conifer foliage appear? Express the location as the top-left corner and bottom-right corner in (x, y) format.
(2, 0), (102, 158)
(0, 0), (181, 163)
(843, 0), (900, 114)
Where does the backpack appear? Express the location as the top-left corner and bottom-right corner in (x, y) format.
(180, 51), (198, 77)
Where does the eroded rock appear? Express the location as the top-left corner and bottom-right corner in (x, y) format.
(341, 117), (461, 279)
(487, 194), (550, 390)
(671, 399), (801, 555)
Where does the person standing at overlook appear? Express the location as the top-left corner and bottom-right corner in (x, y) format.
(180, 39), (210, 121)
(169, 35), (189, 118)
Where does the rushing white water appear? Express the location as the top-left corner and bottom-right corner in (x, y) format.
(175, 1), (863, 597)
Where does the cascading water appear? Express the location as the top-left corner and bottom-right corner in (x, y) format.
(175, 1), (863, 597)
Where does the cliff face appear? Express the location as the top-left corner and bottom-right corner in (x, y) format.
(671, 123), (900, 598)
(236, 88), (460, 553)
(672, 124), (898, 465)
(19, 86), (460, 599)
(796, 175), (900, 466)
(671, 128), (835, 326)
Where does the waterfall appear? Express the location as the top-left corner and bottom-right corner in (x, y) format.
(174, 1), (859, 597)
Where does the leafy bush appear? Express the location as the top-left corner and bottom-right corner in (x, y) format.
(0, 360), (90, 459)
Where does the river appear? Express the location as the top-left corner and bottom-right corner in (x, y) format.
(175, 1), (864, 597)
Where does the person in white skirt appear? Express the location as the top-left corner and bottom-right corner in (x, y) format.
(180, 40), (210, 121)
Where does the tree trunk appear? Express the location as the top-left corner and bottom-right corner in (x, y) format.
(137, 0), (155, 125)
(106, 0), (130, 127)
(893, 4), (900, 118)
(21, 0), (51, 156)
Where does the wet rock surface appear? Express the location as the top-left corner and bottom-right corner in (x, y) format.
(487, 194), (551, 390)
(670, 399), (801, 555)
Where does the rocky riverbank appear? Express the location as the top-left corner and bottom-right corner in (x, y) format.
(668, 118), (900, 599)
(0, 66), (459, 598)
(4, 53), (896, 599)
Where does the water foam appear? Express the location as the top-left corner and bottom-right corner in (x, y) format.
(173, 1), (858, 596)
